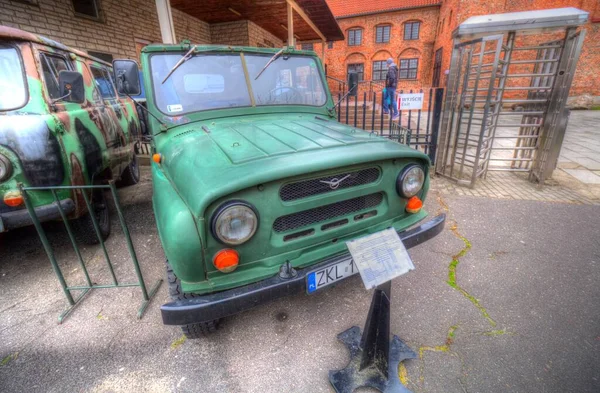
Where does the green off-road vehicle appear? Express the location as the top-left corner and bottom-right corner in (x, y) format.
(112, 43), (445, 338)
(0, 27), (140, 243)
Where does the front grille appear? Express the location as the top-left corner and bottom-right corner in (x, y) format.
(280, 167), (380, 201)
(273, 193), (384, 233)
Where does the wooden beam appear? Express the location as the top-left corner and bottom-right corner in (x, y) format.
(155, 0), (176, 44)
(286, 0), (326, 42)
(287, 2), (294, 47)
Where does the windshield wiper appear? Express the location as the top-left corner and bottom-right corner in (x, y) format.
(162, 45), (197, 84)
(254, 47), (286, 80)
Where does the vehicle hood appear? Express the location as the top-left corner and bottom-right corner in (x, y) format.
(157, 114), (429, 216)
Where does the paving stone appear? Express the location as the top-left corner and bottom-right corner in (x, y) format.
(571, 157), (600, 170)
(562, 169), (600, 184)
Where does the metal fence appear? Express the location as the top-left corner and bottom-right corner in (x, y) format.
(335, 87), (444, 164)
(18, 182), (162, 323)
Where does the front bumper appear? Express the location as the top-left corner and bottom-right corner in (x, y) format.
(0, 199), (75, 232)
(161, 213), (446, 326)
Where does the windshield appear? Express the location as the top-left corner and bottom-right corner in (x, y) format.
(150, 52), (326, 116)
(0, 47), (27, 111)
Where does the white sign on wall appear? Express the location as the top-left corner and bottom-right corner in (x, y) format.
(397, 93), (424, 110)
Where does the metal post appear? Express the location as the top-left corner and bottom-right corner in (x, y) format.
(329, 280), (416, 393)
(371, 92), (376, 131)
(380, 91), (385, 134)
(362, 92), (367, 130)
(81, 190), (118, 285)
(51, 189), (93, 288)
(19, 184), (75, 306)
(429, 88), (445, 164)
(109, 182), (149, 301)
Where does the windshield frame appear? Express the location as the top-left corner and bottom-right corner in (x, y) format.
(0, 44), (29, 112)
(148, 51), (329, 117)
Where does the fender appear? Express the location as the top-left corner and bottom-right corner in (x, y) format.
(152, 161), (205, 283)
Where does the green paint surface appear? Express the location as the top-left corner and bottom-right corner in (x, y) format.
(138, 44), (435, 294)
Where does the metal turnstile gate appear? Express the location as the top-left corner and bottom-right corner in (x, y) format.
(436, 8), (589, 187)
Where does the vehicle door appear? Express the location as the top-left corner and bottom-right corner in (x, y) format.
(34, 47), (80, 187)
(86, 62), (129, 177)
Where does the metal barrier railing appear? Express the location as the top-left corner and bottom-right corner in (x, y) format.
(18, 181), (162, 323)
(336, 87), (444, 164)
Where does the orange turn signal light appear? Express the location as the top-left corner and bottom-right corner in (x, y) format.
(4, 191), (24, 207)
(213, 249), (240, 273)
(152, 153), (162, 164)
(406, 196), (423, 214)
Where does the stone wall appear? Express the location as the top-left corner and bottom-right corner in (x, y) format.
(210, 20), (249, 46)
(248, 20), (283, 48)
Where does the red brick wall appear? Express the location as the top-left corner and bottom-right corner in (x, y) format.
(324, 0), (599, 98)
(434, 0), (600, 97)
(320, 5), (441, 92)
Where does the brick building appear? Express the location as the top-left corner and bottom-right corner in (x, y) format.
(0, 0), (341, 63)
(317, 0), (600, 99)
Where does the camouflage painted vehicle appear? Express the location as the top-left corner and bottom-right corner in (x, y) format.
(113, 43), (445, 338)
(0, 27), (140, 243)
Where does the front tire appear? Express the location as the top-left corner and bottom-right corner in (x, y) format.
(167, 262), (220, 338)
(118, 154), (140, 187)
(73, 189), (111, 245)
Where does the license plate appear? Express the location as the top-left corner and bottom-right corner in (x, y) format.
(306, 257), (357, 294)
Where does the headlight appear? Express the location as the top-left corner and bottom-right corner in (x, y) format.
(211, 201), (258, 245)
(397, 165), (425, 198)
(0, 154), (12, 182)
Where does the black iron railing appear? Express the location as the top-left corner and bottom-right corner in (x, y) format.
(335, 87), (444, 163)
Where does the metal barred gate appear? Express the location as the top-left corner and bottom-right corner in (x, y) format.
(435, 8), (588, 188)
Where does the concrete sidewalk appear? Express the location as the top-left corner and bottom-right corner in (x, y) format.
(0, 174), (598, 392)
(558, 110), (600, 184)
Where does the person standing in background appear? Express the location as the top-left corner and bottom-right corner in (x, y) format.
(383, 58), (399, 119)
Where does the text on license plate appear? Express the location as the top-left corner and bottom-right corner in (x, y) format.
(306, 258), (357, 294)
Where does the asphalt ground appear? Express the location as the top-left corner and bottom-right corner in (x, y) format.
(0, 169), (599, 393)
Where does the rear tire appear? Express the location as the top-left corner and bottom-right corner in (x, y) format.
(118, 154), (140, 187)
(166, 262), (220, 338)
(73, 189), (111, 245)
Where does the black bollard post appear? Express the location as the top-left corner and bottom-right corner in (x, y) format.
(329, 280), (416, 393)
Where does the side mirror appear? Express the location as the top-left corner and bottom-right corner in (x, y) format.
(348, 72), (358, 97)
(113, 59), (141, 96)
(58, 71), (85, 103)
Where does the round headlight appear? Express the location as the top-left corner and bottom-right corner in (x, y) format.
(211, 201), (258, 245)
(0, 154), (12, 182)
(397, 165), (425, 198)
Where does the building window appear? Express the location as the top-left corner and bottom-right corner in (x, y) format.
(399, 58), (418, 79)
(301, 43), (314, 51)
(347, 63), (364, 81)
(404, 22), (420, 40)
(375, 25), (391, 43)
(40, 53), (70, 100)
(327, 41), (333, 49)
(88, 51), (113, 63)
(348, 29), (362, 46)
(72, 0), (100, 19)
(372, 60), (387, 81)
